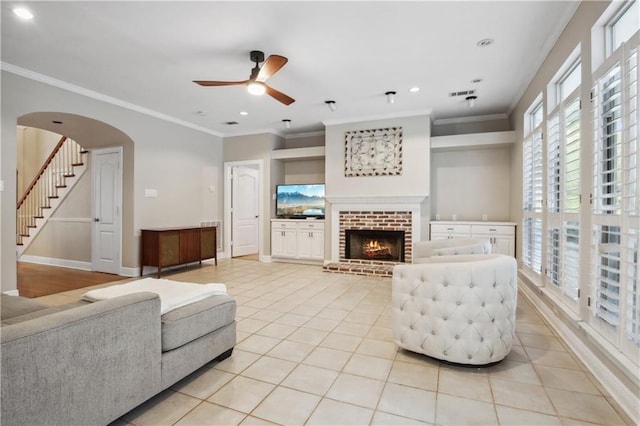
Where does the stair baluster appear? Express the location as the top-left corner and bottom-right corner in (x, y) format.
(16, 136), (87, 246)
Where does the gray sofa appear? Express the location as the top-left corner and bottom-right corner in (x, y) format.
(0, 291), (236, 426)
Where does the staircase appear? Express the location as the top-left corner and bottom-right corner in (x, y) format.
(17, 136), (88, 254)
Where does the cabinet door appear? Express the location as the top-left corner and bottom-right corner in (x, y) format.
(471, 225), (515, 256)
(272, 229), (297, 257)
(180, 228), (201, 263)
(298, 230), (324, 260)
(430, 232), (450, 240)
(159, 231), (180, 266)
(309, 230), (324, 259)
(493, 235), (515, 256)
(200, 227), (217, 259)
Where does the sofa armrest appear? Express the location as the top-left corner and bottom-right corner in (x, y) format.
(1, 292), (162, 426)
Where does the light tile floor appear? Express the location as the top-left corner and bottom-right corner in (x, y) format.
(38, 259), (633, 426)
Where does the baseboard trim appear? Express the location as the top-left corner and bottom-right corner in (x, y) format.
(3, 290), (19, 296)
(519, 274), (639, 424)
(19, 255), (92, 271)
(119, 266), (139, 277)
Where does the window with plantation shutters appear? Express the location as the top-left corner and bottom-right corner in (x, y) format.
(545, 61), (582, 308)
(523, 100), (544, 275)
(591, 31), (638, 360)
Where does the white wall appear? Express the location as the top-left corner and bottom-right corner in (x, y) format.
(431, 146), (512, 222)
(24, 167), (92, 263)
(284, 159), (325, 184)
(1, 71), (224, 292)
(324, 114), (430, 198)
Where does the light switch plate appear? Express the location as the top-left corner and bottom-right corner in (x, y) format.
(144, 189), (158, 198)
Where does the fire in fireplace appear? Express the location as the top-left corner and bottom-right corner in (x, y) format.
(345, 230), (405, 262)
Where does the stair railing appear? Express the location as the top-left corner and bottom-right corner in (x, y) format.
(17, 136), (87, 245)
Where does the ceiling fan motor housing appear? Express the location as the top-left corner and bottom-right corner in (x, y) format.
(250, 50), (265, 64)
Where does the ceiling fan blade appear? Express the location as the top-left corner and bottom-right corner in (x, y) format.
(193, 80), (249, 87)
(256, 55), (288, 82)
(265, 85), (295, 105)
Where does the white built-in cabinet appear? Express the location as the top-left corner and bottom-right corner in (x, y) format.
(271, 219), (324, 262)
(430, 221), (516, 257)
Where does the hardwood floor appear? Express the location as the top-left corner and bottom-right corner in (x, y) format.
(17, 262), (123, 298)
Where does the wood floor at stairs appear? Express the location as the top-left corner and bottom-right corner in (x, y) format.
(17, 262), (122, 298)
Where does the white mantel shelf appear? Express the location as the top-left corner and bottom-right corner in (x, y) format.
(326, 196), (427, 205)
(271, 146), (325, 161)
(430, 131), (515, 152)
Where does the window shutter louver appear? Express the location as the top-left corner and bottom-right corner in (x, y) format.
(591, 37), (639, 359)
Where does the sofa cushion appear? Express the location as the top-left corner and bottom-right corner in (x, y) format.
(1, 301), (90, 325)
(0, 294), (47, 321)
(161, 294), (236, 352)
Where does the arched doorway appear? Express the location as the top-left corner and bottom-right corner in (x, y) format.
(17, 112), (135, 295)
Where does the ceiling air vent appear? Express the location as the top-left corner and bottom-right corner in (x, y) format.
(449, 90), (476, 97)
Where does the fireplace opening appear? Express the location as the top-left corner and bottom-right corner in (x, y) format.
(345, 230), (405, 262)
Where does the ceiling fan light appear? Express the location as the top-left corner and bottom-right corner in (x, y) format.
(247, 81), (266, 96)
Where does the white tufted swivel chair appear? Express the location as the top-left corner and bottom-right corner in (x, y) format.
(413, 238), (492, 263)
(392, 254), (517, 365)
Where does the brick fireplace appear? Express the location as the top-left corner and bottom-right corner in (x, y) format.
(324, 207), (418, 277)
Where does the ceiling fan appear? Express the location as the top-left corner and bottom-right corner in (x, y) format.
(194, 50), (295, 105)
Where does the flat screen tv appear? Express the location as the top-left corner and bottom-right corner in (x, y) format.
(276, 183), (325, 219)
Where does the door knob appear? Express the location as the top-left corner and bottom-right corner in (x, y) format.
(94, 218), (100, 222)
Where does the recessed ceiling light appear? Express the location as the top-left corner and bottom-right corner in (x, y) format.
(409, 87), (420, 93)
(477, 38), (494, 47)
(239, 111), (248, 116)
(13, 7), (34, 20)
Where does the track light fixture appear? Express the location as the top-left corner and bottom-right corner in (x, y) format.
(385, 91), (396, 104)
(282, 119), (291, 129)
(465, 95), (477, 108)
(325, 100), (337, 112)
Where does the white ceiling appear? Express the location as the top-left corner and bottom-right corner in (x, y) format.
(1, 1), (579, 137)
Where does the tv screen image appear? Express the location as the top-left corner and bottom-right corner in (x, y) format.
(276, 184), (325, 218)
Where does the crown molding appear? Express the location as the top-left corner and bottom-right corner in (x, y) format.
(432, 113), (509, 126)
(222, 128), (282, 138)
(1, 62), (224, 138)
(322, 108), (432, 127)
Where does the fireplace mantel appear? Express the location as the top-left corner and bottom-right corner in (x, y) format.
(325, 195), (426, 205)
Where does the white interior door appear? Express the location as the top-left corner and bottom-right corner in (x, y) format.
(231, 166), (259, 257)
(91, 148), (121, 274)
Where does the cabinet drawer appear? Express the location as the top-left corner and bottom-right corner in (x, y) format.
(271, 221), (298, 230)
(431, 224), (471, 234)
(298, 221), (324, 231)
(472, 225), (515, 236)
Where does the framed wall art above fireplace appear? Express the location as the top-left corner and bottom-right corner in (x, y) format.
(344, 127), (403, 176)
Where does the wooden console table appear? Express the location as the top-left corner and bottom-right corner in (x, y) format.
(140, 226), (217, 278)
